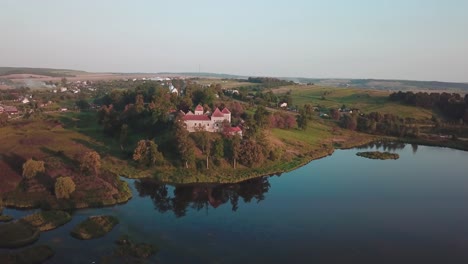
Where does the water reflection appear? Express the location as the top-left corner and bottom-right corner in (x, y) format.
(135, 177), (271, 217)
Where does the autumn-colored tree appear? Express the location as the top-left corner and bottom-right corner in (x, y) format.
(239, 139), (264, 167)
(55, 177), (76, 199)
(80, 151), (101, 176)
(22, 159), (45, 179)
(133, 140), (164, 167)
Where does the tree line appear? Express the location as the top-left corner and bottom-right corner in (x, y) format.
(389, 91), (468, 123)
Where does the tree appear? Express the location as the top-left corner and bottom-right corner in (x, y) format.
(61, 77), (68, 88)
(55, 177), (76, 199)
(227, 135), (241, 169)
(22, 159), (45, 179)
(340, 114), (357, 131)
(296, 109), (308, 130)
(76, 99), (90, 111)
(119, 124), (129, 150)
(133, 140), (164, 167)
(192, 131), (213, 169)
(80, 151), (101, 176)
(212, 138), (224, 164)
(239, 140), (265, 167)
(174, 114), (195, 168)
(254, 106), (270, 128)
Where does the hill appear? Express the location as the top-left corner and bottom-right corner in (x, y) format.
(0, 67), (87, 78)
(280, 78), (468, 93)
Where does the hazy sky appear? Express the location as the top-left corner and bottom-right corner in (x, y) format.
(1, 0), (467, 82)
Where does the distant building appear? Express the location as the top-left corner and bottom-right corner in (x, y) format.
(21, 98), (30, 104)
(4, 106), (18, 115)
(169, 84), (178, 95)
(182, 105), (242, 136)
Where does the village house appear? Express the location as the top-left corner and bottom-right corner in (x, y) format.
(182, 105), (242, 136)
(0, 105), (19, 116)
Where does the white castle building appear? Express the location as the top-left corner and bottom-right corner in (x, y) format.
(182, 105), (242, 136)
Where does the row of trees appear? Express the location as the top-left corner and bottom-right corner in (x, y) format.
(340, 112), (420, 137)
(389, 91), (468, 123)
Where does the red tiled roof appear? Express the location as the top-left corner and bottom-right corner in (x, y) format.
(212, 108), (224, 118)
(183, 115), (210, 121)
(221, 108), (230, 114)
(225, 126), (241, 132)
(195, 105), (204, 111)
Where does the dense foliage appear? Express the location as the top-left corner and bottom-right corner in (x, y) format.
(340, 112), (420, 137)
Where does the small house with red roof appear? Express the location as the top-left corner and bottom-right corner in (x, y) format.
(182, 104), (242, 136)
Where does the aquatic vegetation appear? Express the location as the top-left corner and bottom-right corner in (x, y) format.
(70, 215), (119, 240)
(356, 151), (399, 160)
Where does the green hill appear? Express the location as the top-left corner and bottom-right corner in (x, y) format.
(0, 67), (87, 78)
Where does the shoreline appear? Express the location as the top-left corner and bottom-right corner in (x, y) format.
(3, 136), (466, 210)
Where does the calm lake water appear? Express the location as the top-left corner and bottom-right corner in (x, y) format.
(3, 144), (468, 264)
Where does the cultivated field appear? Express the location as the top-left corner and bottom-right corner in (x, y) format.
(271, 85), (433, 119)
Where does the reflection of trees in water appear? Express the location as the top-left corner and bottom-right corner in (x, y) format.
(134, 177), (271, 218)
(360, 141), (407, 152)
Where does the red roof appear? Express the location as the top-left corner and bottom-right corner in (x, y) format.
(225, 126), (242, 133)
(221, 108), (231, 114)
(212, 108), (224, 118)
(183, 115), (210, 121)
(195, 105), (204, 111)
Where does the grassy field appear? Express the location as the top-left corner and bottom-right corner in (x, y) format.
(0, 117), (131, 209)
(272, 85), (433, 119)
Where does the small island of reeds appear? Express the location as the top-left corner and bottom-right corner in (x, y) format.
(356, 151), (399, 160)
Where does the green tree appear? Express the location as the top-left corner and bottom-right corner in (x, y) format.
(80, 151), (101, 176)
(174, 114), (195, 168)
(76, 99), (90, 111)
(212, 138), (224, 164)
(230, 135), (241, 169)
(254, 106), (270, 128)
(296, 108), (308, 130)
(22, 159), (45, 179)
(192, 131), (213, 169)
(55, 177), (76, 199)
(119, 124), (129, 150)
(133, 140), (164, 167)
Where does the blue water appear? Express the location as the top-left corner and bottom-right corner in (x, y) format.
(2, 144), (468, 263)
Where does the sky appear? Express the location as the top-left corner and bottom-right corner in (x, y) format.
(1, 0), (467, 82)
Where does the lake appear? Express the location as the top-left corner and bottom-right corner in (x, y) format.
(3, 143), (468, 263)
